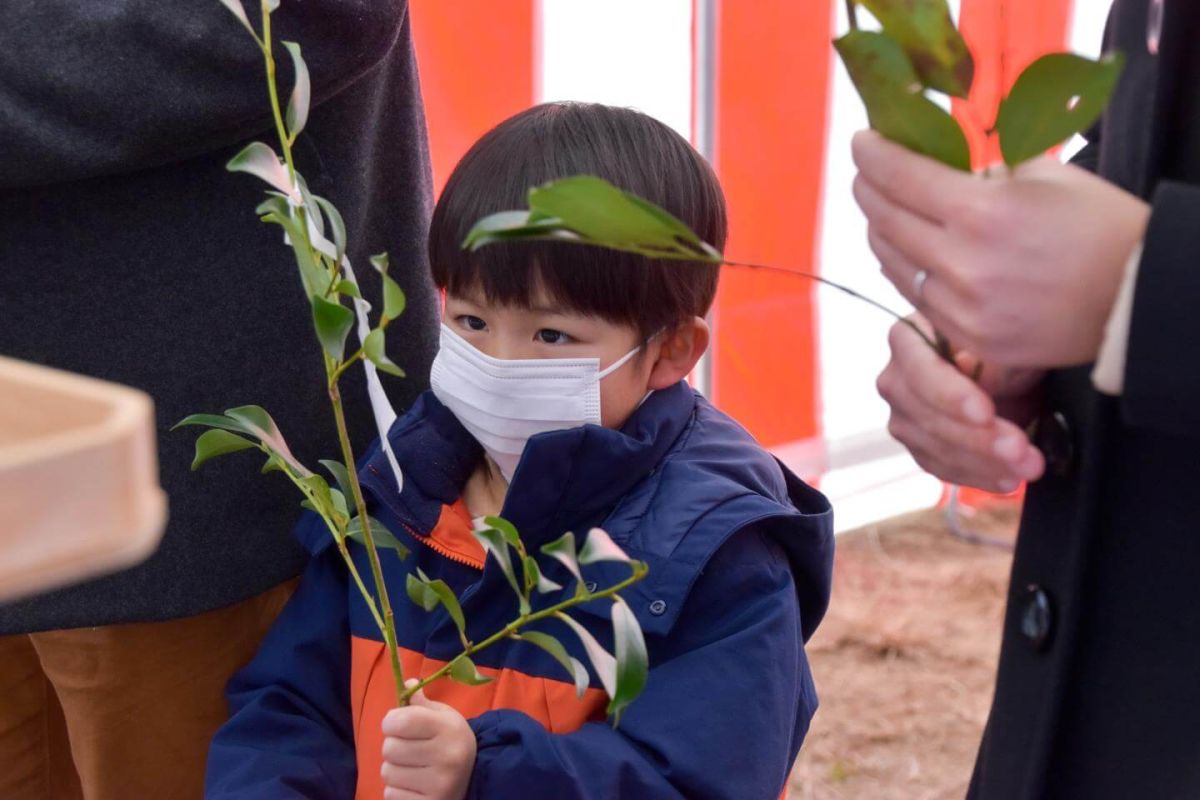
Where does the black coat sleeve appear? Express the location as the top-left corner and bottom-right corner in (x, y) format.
(1121, 181), (1200, 438)
(0, 0), (407, 188)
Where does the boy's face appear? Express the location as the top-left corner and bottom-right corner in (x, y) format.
(443, 284), (657, 430)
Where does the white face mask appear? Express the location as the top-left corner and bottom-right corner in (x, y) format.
(430, 324), (645, 483)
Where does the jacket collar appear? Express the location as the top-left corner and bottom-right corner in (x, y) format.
(361, 381), (696, 548)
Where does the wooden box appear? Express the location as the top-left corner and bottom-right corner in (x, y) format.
(0, 356), (167, 602)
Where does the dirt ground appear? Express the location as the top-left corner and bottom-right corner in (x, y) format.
(788, 503), (1021, 800)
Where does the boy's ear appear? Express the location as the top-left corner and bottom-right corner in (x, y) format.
(647, 317), (710, 391)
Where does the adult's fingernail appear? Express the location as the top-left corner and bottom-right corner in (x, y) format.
(993, 434), (1023, 461)
(962, 396), (990, 425)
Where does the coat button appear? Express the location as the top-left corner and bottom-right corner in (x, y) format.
(1020, 584), (1054, 651)
(1029, 410), (1075, 479)
(648, 599), (668, 616)
(585, 581), (598, 593)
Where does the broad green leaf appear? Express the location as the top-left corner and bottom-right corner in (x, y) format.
(483, 516), (522, 550)
(473, 526), (527, 613)
(857, 0), (975, 97)
(314, 196), (347, 263)
(518, 631), (589, 698)
(346, 515), (410, 560)
(578, 528), (630, 565)
(608, 596), (649, 726)
(311, 295), (355, 361)
(282, 41), (310, 139)
(190, 429), (256, 470)
(364, 328), (406, 377)
(524, 556), (563, 595)
(835, 31), (971, 171)
(382, 275), (406, 324)
(555, 611), (616, 699)
(449, 656), (493, 686)
(227, 142), (296, 198)
(527, 176), (719, 260)
(995, 52), (1125, 168)
(541, 532), (583, 584)
(319, 459), (354, 500)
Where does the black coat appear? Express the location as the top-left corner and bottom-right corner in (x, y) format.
(0, 1), (438, 632)
(970, 1), (1200, 797)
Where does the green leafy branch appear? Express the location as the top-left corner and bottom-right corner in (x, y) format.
(177, 0), (652, 719)
(464, 174), (940, 352)
(405, 524), (650, 725)
(834, 0), (1123, 172)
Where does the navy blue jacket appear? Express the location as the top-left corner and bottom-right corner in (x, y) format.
(206, 381), (834, 799)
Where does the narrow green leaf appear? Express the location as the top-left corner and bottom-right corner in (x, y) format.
(346, 515), (410, 561)
(427, 580), (468, 640)
(282, 41), (311, 139)
(301, 474), (334, 515)
(518, 631), (590, 698)
(369, 252), (390, 275)
(261, 453), (286, 475)
(555, 611), (616, 699)
(857, 0), (975, 97)
(608, 596), (649, 726)
(406, 572), (439, 611)
(257, 196), (330, 297)
(835, 31), (971, 171)
(217, 0), (257, 39)
(191, 429), (256, 470)
(319, 459), (354, 500)
(578, 527), (630, 565)
(473, 526), (527, 613)
(311, 295), (355, 361)
(448, 656), (493, 686)
(996, 52), (1125, 168)
(462, 211), (583, 252)
(541, 532), (583, 584)
(382, 274), (406, 324)
(314, 196), (347, 262)
(483, 516), (522, 550)
(364, 328), (406, 377)
(524, 556), (563, 595)
(172, 413), (243, 433)
(334, 279), (361, 299)
(226, 141), (295, 197)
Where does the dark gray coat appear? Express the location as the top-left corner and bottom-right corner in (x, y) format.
(0, 1), (438, 632)
(969, 1), (1200, 797)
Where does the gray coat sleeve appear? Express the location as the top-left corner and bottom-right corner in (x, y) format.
(0, 0), (407, 187)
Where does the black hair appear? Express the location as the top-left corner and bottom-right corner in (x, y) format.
(428, 102), (727, 340)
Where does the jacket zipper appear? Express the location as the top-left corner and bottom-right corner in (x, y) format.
(366, 464), (484, 571)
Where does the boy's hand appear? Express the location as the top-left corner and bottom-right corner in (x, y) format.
(381, 684), (476, 800)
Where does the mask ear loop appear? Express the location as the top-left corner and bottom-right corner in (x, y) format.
(597, 327), (668, 380)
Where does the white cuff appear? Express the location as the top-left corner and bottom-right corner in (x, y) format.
(1091, 242), (1143, 395)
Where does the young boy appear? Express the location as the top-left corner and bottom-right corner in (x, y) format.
(206, 102), (834, 800)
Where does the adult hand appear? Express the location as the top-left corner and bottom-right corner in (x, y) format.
(852, 131), (1150, 368)
(381, 683), (476, 800)
(876, 315), (1046, 493)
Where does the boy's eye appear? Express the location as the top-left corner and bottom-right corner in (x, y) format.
(458, 315), (487, 332)
(536, 329), (573, 345)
